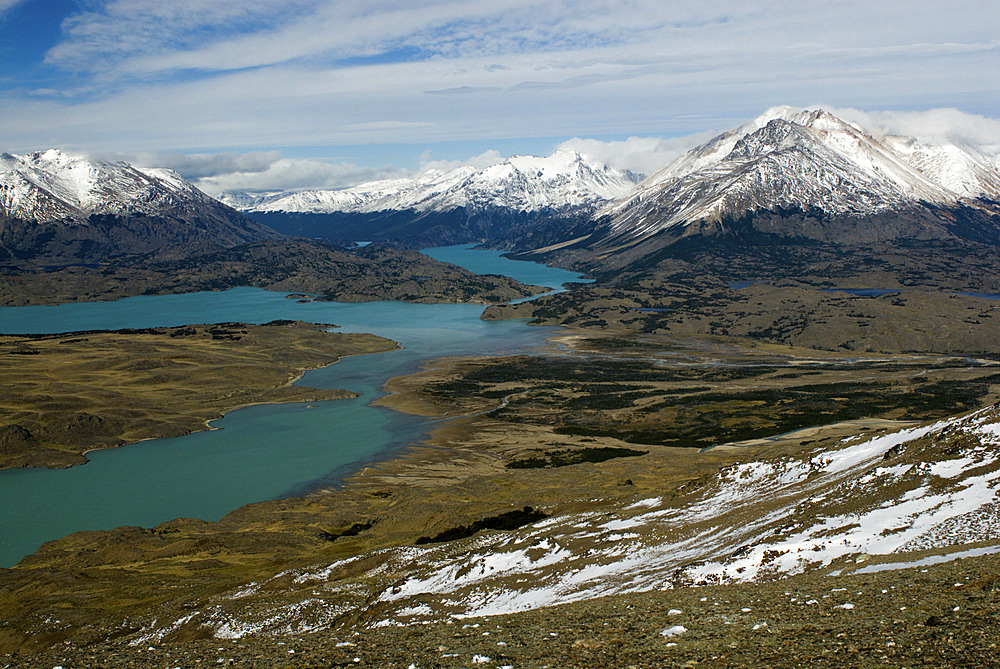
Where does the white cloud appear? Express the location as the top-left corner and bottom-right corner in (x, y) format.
(0, 0), (24, 16)
(4, 1), (1000, 159)
(830, 107), (1000, 148)
(121, 147), (547, 195)
(557, 133), (716, 175)
(417, 149), (504, 174)
(187, 149), (509, 194)
(96, 150), (282, 180)
(192, 158), (409, 195)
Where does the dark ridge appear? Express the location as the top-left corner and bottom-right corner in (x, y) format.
(0, 203), (277, 265)
(245, 207), (593, 249)
(415, 506), (548, 545)
(2, 324), (258, 338)
(317, 521), (374, 542)
(506, 446), (649, 469)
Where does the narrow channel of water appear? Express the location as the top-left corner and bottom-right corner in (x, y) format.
(0, 245), (586, 567)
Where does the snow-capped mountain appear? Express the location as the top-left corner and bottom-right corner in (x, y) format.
(598, 107), (1000, 242)
(222, 150), (641, 216)
(0, 150), (274, 262)
(2, 149), (217, 222)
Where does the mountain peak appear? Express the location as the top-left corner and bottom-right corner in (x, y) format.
(599, 106), (1000, 244)
(0, 149), (274, 262)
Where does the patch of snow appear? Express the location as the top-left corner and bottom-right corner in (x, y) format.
(853, 544), (1000, 574)
(660, 625), (687, 637)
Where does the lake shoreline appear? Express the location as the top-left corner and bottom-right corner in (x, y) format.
(0, 322), (399, 471)
(0, 246), (591, 570)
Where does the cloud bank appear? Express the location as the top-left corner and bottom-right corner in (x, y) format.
(832, 107), (1000, 150)
(102, 106), (1000, 195)
(557, 133), (715, 175)
(0, 1), (997, 155)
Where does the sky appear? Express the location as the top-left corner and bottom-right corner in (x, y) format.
(1, 0), (999, 193)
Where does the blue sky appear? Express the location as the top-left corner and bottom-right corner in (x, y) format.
(2, 0), (999, 193)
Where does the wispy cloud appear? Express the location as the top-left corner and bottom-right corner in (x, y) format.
(2, 1), (998, 158)
(425, 86), (501, 96)
(557, 133), (716, 175)
(44, 1), (315, 74)
(42, 0), (694, 77)
(0, 0), (24, 16)
(831, 107), (1000, 148)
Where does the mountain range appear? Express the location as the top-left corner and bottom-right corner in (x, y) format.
(217, 150), (641, 247)
(213, 107), (1000, 259)
(6, 107), (1000, 266)
(221, 150), (640, 217)
(5, 109), (1000, 663)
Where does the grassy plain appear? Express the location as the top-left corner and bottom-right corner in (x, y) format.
(378, 331), (1000, 455)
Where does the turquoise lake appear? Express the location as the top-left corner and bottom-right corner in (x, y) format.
(0, 245), (586, 567)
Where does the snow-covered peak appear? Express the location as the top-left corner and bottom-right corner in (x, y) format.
(221, 149), (641, 216)
(495, 149), (588, 178)
(0, 149), (212, 223)
(601, 107), (1000, 239)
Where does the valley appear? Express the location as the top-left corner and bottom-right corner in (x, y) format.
(2, 323), (999, 663)
(376, 332), (1000, 453)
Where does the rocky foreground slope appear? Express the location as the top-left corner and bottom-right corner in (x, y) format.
(130, 405), (1000, 640)
(18, 551), (1000, 668)
(6, 402), (1000, 666)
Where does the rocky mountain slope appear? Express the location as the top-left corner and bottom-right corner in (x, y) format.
(607, 106), (1000, 236)
(0, 150), (275, 263)
(515, 108), (1000, 268)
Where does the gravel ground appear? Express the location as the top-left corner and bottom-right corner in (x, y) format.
(10, 551), (1000, 668)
